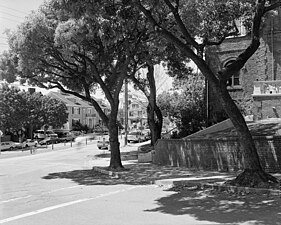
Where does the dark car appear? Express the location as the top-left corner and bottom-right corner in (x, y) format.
(58, 132), (75, 142)
(39, 135), (59, 145)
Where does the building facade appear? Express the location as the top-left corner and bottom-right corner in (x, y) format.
(48, 91), (109, 131)
(205, 7), (281, 124)
(118, 91), (148, 131)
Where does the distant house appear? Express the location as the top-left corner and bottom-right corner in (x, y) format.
(118, 91), (148, 131)
(48, 91), (109, 131)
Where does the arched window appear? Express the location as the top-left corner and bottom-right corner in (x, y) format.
(224, 60), (240, 87)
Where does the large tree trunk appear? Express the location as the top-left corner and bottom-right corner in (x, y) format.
(215, 82), (277, 186)
(108, 106), (123, 169)
(147, 103), (162, 145)
(146, 64), (163, 146)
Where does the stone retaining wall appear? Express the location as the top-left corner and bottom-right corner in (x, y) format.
(154, 136), (281, 172)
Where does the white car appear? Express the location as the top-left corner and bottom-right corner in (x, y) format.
(0, 141), (16, 151)
(22, 139), (38, 148)
(97, 136), (110, 150)
(127, 131), (146, 143)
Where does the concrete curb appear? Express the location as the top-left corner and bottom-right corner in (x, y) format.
(92, 166), (120, 178)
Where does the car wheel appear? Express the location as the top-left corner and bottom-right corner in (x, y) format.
(10, 147), (14, 150)
(25, 144), (28, 148)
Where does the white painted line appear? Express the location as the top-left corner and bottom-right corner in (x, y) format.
(0, 195), (32, 204)
(0, 186), (141, 224)
(0, 185), (81, 205)
(47, 185), (81, 194)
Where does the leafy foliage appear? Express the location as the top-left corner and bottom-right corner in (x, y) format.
(0, 84), (68, 134)
(72, 120), (90, 133)
(0, 51), (19, 83)
(158, 72), (206, 137)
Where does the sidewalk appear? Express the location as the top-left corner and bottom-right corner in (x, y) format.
(92, 142), (281, 196)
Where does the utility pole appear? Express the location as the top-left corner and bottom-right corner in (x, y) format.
(124, 79), (128, 146)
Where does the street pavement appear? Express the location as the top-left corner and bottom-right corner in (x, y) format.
(1, 139), (281, 224)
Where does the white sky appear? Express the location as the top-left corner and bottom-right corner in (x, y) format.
(0, 0), (173, 95)
(0, 0), (45, 53)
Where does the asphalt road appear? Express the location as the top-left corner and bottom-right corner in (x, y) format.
(0, 141), (215, 225)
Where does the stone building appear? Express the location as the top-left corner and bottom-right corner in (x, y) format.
(205, 7), (281, 125)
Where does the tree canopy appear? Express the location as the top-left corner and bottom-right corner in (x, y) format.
(0, 84), (68, 136)
(3, 0), (152, 169)
(158, 72), (206, 137)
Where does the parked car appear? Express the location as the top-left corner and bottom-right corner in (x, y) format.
(142, 129), (151, 141)
(0, 141), (16, 151)
(34, 130), (58, 140)
(39, 134), (59, 145)
(21, 139), (38, 148)
(57, 132), (75, 142)
(127, 131), (146, 143)
(97, 136), (110, 149)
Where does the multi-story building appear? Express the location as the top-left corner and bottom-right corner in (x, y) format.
(48, 91), (109, 131)
(118, 91), (148, 131)
(205, 6), (281, 125)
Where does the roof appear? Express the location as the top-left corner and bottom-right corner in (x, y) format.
(48, 91), (91, 108)
(184, 118), (281, 140)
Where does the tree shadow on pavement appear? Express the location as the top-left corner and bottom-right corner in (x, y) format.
(42, 162), (232, 186)
(146, 187), (281, 225)
(42, 163), (190, 185)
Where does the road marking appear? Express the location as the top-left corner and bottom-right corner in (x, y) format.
(0, 195), (32, 204)
(0, 186), (141, 224)
(0, 185), (82, 205)
(47, 185), (81, 194)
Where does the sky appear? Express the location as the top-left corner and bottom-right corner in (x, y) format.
(0, 0), (45, 53)
(0, 0), (173, 95)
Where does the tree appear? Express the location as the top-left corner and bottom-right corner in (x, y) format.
(72, 121), (90, 133)
(0, 84), (68, 139)
(133, 0), (281, 186)
(0, 51), (18, 83)
(129, 64), (163, 146)
(4, 0), (148, 169)
(0, 84), (28, 133)
(158, 72), (206, 138)
(128, 35), (184, 146)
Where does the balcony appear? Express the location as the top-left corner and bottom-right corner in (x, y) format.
(252, 80), (281, 100)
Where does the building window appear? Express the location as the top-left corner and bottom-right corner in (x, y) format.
(73, 107), (80, 114)
(132, 104), (138, 109)
(226, 72), (240, 86)
(224, 60), (240, 87)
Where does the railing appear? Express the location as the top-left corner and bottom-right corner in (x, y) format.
(253, 80), (281, 95)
